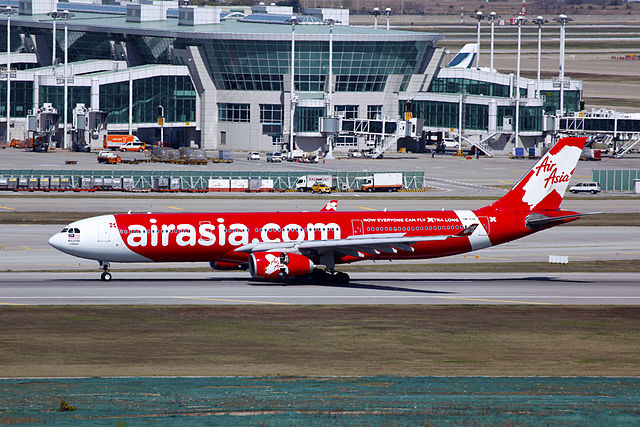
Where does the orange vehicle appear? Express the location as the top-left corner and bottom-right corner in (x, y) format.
(103, 134), (144, 151)
(119, 140), (146, 152)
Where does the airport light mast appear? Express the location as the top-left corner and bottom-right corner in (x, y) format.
(48, 10), (74, 150)
(384, 7), (392, 30)
(371, 7), (381, 30)
(473, 11), (483, 68)
(554, 14), (571, 116)
(514, 15), (527, 151)
(288, 16), (298, 154)
(1, 6), (16, 145)
(324, 18), (337, 159)
(532, 16), (546, 98)
(487, 12), (498, 72)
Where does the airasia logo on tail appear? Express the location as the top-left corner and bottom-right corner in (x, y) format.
(520, 144), (582, 209)
(534, 157), (571, 189)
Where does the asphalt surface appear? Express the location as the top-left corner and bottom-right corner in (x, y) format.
(1, 272), (639, 305)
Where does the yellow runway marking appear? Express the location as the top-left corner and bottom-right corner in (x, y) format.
(622, 252), (640, 256)
(0, 205), (14, 210)
(463, 255), (512, 261)
(0, 302), (26, 306)
(497, 180), (512, 184)
(167, 206), (184, 211)
(437, 296), (553, 305)
(359, 206), (376, 211)
(178, 297), (292, 305)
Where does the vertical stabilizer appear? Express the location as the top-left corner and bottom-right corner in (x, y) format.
(488, 137), (587, 212)
(446, 43), (477, 69)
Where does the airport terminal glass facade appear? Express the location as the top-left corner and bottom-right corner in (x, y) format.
(100, 76), (196, 124)
(295, 106), (324, 132)
(0, 81), (33, 117)
(39, 85), (91, 118)
(196, 39), (433, 93)
(541, 90), (581, 114)
(429, 78), (511, 98)
(497, 106), (543, 132)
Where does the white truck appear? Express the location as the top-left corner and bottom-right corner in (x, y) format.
(357, 173), (403, 192)
(295, 174), (336, 192)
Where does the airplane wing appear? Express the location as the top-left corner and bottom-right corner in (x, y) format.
(236, 224), (478, 258)
(320, 200), (338, 212)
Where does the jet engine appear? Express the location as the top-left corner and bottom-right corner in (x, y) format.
(248, 252), (315, 279)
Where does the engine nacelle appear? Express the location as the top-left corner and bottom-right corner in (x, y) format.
(249, 252), (315, 279)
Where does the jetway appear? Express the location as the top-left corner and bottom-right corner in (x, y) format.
(72, 104), (109, 152)
(26, 104), (59, 152)
(558, 109), (640, 157)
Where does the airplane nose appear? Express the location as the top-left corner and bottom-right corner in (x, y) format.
(48, 233), (64, 250)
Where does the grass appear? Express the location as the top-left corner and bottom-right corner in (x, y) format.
(0, 306), (638, 377)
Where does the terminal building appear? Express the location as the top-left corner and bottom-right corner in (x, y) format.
(0, 0), (585, 155)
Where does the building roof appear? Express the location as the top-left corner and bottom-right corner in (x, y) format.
(5, 5), (441, 42)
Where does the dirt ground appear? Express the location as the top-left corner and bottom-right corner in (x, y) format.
(1, 306), (638, 377)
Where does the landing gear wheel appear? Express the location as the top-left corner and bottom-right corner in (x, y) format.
(334, 272), (350, 284)
(99, 261), (111, 281)
(311, 268), (331, 282)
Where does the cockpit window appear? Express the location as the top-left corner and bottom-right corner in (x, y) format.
(61, 228), (68, 233)
(73, 228), (80, 233)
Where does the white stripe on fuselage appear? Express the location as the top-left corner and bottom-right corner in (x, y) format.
(453, 210), (491, 251)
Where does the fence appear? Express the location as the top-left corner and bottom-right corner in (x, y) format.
(592, 170), (640, 191)
(0, 170), (425, 192)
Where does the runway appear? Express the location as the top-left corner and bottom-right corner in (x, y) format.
(1, 272), (639, 305)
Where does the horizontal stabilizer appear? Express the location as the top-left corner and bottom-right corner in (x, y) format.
(525, 212), (603, 229)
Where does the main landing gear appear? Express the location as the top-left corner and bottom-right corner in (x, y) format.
(99, 261), (112, 281)
(311, 268), (350, 284)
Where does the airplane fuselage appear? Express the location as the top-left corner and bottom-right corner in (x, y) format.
(49, 208), (536, 265)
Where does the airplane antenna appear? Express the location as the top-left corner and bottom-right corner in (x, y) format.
(128, 210), (131, 214)
(384, 207), (387, 212)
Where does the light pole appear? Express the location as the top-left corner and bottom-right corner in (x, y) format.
(288, 16), (297, 154)
(1, 6), (16, 144)
(384, 7), (392, 30)
(48, 10), (74, 150)
(514, 15), (526, 150)
(487, 12), (498, 72)
(532, 16), (546, 98)
(371, 7), (381, 30)
(554, 14), (571, 115)
(473, 10), (483, 69)
(324, 18), (337, 159)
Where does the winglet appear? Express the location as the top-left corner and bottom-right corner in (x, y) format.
(321, 200), (338, 212)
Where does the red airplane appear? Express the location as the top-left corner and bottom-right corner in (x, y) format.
(49, 137), (592, 282)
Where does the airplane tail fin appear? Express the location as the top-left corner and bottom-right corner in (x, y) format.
(446, 43), (477, 68)
(487, 137), (587, 212)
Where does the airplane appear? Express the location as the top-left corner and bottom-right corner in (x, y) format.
(49, 137), (593, 283)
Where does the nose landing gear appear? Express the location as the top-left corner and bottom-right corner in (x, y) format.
(99, 261), (112, 281)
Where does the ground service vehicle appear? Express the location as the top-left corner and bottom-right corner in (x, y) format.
(50, 137), (597, 284)
(97, 150), (121, 164)
(569, 182), (601, 194)
(247, 152), (261, 161)
(295, 174), (336, 192)
(311, 182), (332, 193)
(119, 140), (146, 152)
(104, 135), (143, 150)
(266, 152), (283, 162)
(358, 173), (403, 192)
